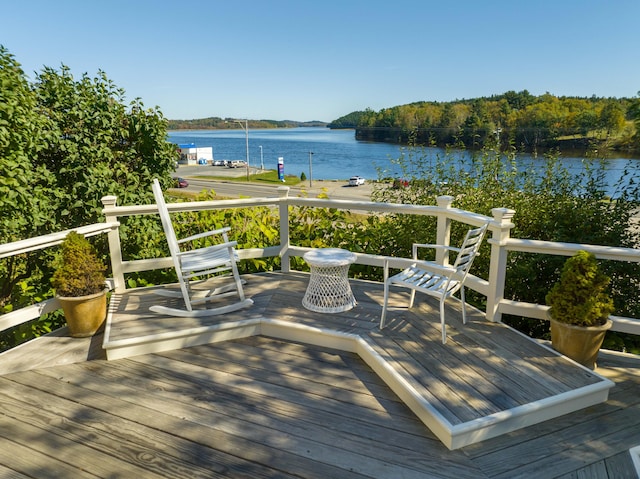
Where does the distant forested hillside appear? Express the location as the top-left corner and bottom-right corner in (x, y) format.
(333, 91), (640, 153)
(328, 111), (368, 129)
(168, 117), (327, 130)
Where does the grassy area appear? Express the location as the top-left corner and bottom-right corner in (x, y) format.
(192, 170), (302, 186)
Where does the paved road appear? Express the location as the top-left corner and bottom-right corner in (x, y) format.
(174, 165), (375, 200)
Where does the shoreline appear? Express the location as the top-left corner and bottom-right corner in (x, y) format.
(177, 163), (357, 181)
(175, 164), (375, 200)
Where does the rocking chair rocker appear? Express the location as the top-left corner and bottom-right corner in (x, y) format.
(380, 223), (488, 343)
(149, 178), (253, 317)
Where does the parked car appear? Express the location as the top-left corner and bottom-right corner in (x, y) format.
(212, 159), (225, 166)
(349, 176), (365, 186)
(175, 177), (189, 188)
(227, 160), (247, 168)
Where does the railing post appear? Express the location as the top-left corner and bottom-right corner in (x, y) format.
(278, 187), (291, 272)
(486, 207), (516, 323)
(436, 195), (454, 265)
(102, 195), (125, 293)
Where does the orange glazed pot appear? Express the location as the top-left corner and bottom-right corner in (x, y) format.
(58, 290), (107, 338)
(550, 318), (612, 370)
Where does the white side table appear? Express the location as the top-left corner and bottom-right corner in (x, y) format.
(302, 248), (357, 313)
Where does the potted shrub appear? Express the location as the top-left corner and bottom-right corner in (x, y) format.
(51, 231), (108, 337)
(545, 250), (614, 369)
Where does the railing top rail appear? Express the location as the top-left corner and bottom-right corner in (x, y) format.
(283, 196), (489, 218)
(101, 197), (279, 217)
(0, 222), (119, 259)
(505, 238), (640, 262)
(101, 192), (495, 229)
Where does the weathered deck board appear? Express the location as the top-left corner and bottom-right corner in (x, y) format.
(0, 336), (639, 478)
(461, 360), (640, 478)
(0, 327), (106, 375)
(1, 271), (639, 477)
(98, 272), (615, 448)
(1, 337), (483, 478)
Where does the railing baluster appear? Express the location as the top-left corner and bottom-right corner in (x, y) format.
(278, 186), (291, 273)
(486, 207), (516, 323)
(435, 195), (454, 265)
(102, 195), (125, 293)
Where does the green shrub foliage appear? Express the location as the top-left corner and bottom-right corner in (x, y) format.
(51, 232), (106, 297)
(372, 140), (640, 349)
(545, 251), (615, 327)
(0, 45), (177, 309)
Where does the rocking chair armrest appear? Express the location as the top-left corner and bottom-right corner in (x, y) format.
(176, 240), (238, 257)
(412, 243), (461, 259)
(178, 227), (231, 244)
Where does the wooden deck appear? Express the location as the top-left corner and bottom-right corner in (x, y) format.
(1, 272), (639, 478)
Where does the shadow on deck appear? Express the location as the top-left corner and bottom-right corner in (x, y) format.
(102, 271), (613, 450)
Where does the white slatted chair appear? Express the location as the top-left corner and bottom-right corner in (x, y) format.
(380, 223), (489, 343)
(149, 178), (253, 317)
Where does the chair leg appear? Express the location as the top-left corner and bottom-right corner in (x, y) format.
(380, 260), (390, 329)
(440, 299), (447, 344)
(460, 286), (467, 324)
(380, 282), (389, 329)
(228, 247), (246, 301)
(409, 290), (416, 308)
(177, 270), (193, 312)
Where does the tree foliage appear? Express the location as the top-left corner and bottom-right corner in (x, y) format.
(33, 65), (177, 228)
(0, 47), (51, 244)
(328, 110), (368, 129)
(0, 46), (177, 320)
(351, 90), (637, 152)
(167, 117), (326, 130)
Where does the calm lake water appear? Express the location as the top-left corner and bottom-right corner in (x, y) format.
(168, 128), (640, 196)
(168, 128), (403, 180)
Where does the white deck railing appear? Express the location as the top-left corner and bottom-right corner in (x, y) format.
(2, 186), (640, 343)
(0, 223), (119, 334)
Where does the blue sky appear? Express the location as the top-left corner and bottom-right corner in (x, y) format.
(3, 0), (639, 122)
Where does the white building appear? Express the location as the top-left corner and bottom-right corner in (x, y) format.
(177, 143), (214, 165)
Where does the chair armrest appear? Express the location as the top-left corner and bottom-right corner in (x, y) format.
(178, 227), (231, 244)
(411, 259), (457, 276)
(412, 243), (461, 259)
(384, 257), (457, 278)
(176, 240), (238, 257)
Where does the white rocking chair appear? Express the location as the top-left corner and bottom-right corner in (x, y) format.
(380, 223), (488, 343)
(149, 178), (253, 317)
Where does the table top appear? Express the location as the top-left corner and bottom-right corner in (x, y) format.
(303, 248), (357, 267)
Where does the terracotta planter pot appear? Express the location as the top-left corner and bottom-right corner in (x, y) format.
(58, 290), (107, 338)
(550, 318), (612, 370)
